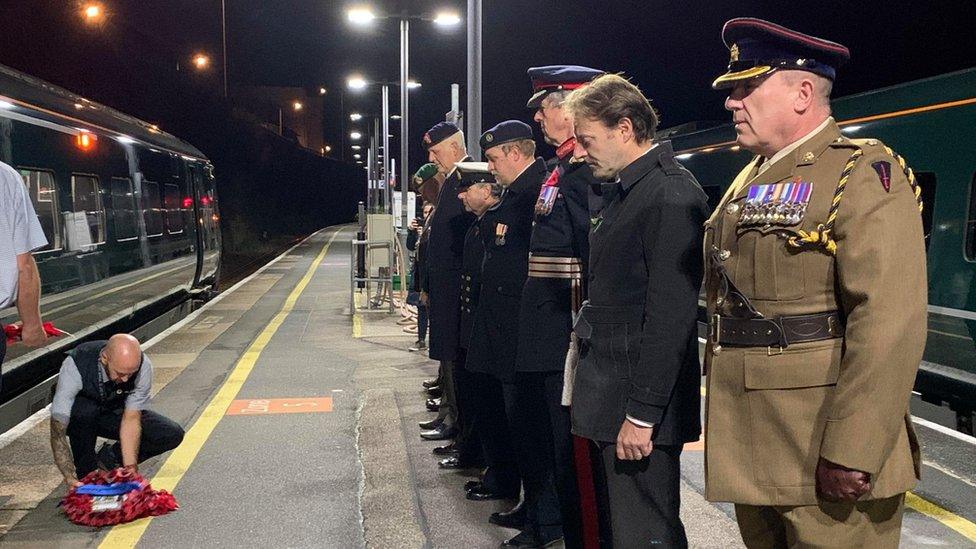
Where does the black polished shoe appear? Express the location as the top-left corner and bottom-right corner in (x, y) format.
(426, 386), (443, 398)
(489, 501), (527, 529)
(500, 530), (542, 548)
(422, 378), (439, 389)
(420, 423), (457, 441)
(425, 398), (440, 412)
(466, 484), (519, 501)
(464, 480), (482, 492)
(433, 443), (459, 456)
(418, 417), (443, 430)
(438, 456), (484, 469)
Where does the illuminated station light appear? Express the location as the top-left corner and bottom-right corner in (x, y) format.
(192, 53), (210, 70)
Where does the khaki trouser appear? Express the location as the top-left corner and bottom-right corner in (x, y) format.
(735, 494), (904, 548)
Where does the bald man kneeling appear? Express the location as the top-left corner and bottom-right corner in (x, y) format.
(50, 334), (184, 488)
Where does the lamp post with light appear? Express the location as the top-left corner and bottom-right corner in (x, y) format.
(346, 6), (460, 251)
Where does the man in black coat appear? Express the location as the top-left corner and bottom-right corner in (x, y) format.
(420, 122), (475, 442)
(462, 122), (546, 507)
(565, 74), (707, 548)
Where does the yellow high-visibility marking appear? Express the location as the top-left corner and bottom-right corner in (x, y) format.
(352, 291), (363, 338)
(699, 384), (976, 541)
(99, 228), (342, 548)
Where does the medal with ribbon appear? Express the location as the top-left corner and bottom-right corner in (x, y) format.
(738, 178), (813, 228)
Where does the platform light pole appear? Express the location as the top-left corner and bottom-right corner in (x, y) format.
(347, 6), (461, 252)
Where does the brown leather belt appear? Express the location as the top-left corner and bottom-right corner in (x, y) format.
(528, 254), (582, 279)
(709, 311), (844, 349)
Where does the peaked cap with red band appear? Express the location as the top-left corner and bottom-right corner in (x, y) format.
(526, 65), (604, 109)
(712, 18), (850, 89)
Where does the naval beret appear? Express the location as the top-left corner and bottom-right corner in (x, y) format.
(712, 18), (850, 89)
(413, 162), (439, 182)
(526, 65), (604, 108)
(454, 161), (495, 190)
(480, 120), (533, 151)
(423, 121), (461, 149)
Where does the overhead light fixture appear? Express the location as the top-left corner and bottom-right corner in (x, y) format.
(433, 11), (461, 26)
(349, 113), (363, 121)
(407, 80), (421, 89)
(293, 101), (304, 111)
(351, 145), (362, 150)
(347, 76), (368, 90)
(318, 87), (327, 96)
(347, 7), (377, 25)
(390, 114), (401, 120)
(353, 154), (362, 160)
(350, 131), (362, 140)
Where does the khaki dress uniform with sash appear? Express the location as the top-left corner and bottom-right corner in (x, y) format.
(705, 18), (927, 548)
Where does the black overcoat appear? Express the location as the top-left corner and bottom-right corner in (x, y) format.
(426, 159), (475, 362)
(465, 158), (546, 382)
(570, 141), (707, 446)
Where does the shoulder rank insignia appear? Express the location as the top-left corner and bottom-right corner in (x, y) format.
(871, 160), (892, 192)
(495, 223), (508, 246)
(738, 178), (813, 228)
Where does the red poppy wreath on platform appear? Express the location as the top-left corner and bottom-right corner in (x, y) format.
(61, 468), (178, 527)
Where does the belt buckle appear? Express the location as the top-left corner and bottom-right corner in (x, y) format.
(767, 345), (783, 356)
(709, 314), (721, 346)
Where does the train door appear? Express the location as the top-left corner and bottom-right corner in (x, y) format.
(189, 162), (220, 288)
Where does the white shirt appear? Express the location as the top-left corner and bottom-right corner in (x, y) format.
(0, 161), (48, 308)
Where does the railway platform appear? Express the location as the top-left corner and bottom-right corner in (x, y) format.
(0, 225), (974, 548)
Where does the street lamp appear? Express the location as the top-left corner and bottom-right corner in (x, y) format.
(82, 3), (106, 25)
(318, 87), (328, 96)
(292, 101), (304, 112)
(192, 53), (211, 71)
(349, 113), (363, 122)
(350, 131), (362, 140)
(346, 4), (461, 251)
(351, 145), (362, 150)
(347, 76), (368, 90)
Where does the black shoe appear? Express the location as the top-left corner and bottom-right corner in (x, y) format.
(489, 502), (527, 529)
(418, 417), (444, 430)
(422, 378), (439, 389)
(420, 424), (457, 441)
(425, 398), (440, 412)
(464, 480), (482, 492)
(426, 386), (443, 398)
(409, 340), (428, 352)
(438, 456), (484, 469)
(433, 443), (459, 456)
(466, 483), (519, 501)
(501, 530), (545, 548)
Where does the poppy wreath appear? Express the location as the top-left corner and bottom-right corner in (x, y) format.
(61, 468), (178, 527)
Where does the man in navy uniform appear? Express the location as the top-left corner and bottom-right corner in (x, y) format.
(566, 73), (707, 549)
(421, 122), (477, 448)
(502, 65), (604, 549)
(461, 122), (547, 509)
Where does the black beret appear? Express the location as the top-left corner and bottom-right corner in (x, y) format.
(713, 18), (851, 89)
(480, 120), (533, 151)
(526, 65), (604, 108)
(423, 121), (461, 150)
(454, 161), (495, 190)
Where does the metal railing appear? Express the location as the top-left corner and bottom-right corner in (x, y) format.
(349, 238), (395, 314)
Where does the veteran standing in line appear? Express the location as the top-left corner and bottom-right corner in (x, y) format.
(421, 122), (475, 444)
(566, 74), (707, 549)
(704, 18), (927, 548)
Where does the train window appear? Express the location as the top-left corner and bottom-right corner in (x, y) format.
(141, 180), (163, 237)
(110, 178), (138, 241)
(914, 172), (937, 250)
(966, 172), (976, 261)
(163, 183), (183, 234)
(70, 174), (105, 247)
(18, 169), (61, 251)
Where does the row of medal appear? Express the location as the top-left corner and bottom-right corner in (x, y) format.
(738, 181), (813, 227)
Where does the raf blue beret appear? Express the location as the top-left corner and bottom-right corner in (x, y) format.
(423, 121), (461, 149)
(480, 120), (533, 151)
(713, 18), (851, 89)
(454, 161), (495, 190)
(526, 65), (604, 108)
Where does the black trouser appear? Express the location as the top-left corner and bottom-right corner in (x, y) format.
(468, 372), (520, 494)
(598, 443), (686, 549)
(514, 371), (582, 546)
(417, 303), (429, 342)
(67, 407), (185, 478)
(435, 359), (458, 425)
(452, 350), (481, 460)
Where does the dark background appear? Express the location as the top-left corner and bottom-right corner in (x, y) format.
(1, 1), (974, 174)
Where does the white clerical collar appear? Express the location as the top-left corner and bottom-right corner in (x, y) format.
(758, 117), (833, 175)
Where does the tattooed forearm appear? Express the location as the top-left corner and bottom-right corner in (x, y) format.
(50, 419), (77, 482)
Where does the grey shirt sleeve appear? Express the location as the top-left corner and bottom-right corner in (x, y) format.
(51, 357), (83, 426)
(124, 356), (153, 411)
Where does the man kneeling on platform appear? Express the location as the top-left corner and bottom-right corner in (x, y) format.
(50, 334), (184, 488)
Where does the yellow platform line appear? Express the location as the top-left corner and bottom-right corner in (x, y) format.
(352, 291), (363, 338)
(699, 385), (976, 541)
(99, 228), (342, 548)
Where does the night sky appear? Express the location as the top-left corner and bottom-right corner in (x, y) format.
(1, 1), (974, 169)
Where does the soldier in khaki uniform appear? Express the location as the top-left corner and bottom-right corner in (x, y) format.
(703, 18), (927, 548)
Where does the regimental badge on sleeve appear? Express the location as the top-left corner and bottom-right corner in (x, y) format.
(738, 178), (813, 228)
(871, 160), (892, 192)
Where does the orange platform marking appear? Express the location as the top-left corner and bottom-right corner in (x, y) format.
(226, 397), (333, 416)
